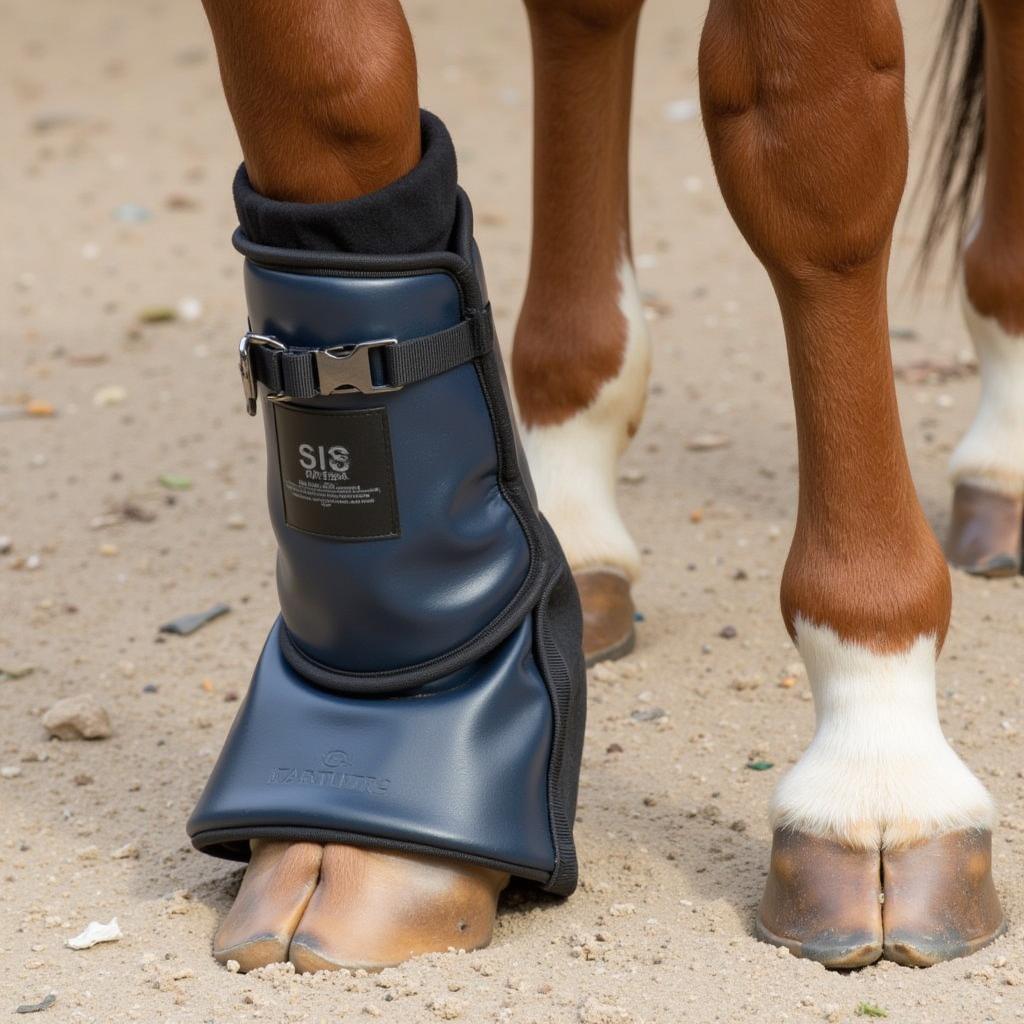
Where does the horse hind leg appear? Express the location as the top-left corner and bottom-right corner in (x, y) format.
(948, 0), (1024, 575)
(514, 0), (650, 665)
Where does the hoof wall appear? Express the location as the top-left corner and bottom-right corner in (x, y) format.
(288, 938), (388, 974)
(755, 920), (882, 970)
(758, 830), (883, 969)
(947, 483), (1022, 577)
(575, 569), (636, 666)
(881, 830), (1005, 967)
(213, 935), (290, 973)
(212, 840), (322, 972)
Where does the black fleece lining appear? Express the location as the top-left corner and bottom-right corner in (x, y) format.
(233, 109), (458, 256)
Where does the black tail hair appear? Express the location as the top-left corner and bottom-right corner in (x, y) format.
(915, 0), (986, 283)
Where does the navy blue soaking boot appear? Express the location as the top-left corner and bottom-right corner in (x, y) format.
(187, 180), (586, 898)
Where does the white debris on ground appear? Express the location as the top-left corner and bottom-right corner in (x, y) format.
(66, 919), (123, 950)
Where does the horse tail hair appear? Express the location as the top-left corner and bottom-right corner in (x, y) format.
(914, 0), (986, 284)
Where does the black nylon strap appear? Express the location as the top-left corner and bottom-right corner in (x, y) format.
(249, 310), (493, 399)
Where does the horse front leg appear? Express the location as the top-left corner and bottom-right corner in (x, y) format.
(196, 0), (510, 973)
(699, 0), (1003, 968)
(947, 0), (1024, 575)
(514, 0), (650, 665)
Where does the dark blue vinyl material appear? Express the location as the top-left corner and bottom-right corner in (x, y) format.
(187, 617), (556, 875)
(189, 207), (585, 894)
(245, 263), (530, 673)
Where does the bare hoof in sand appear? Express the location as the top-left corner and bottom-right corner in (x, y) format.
(757, 829), (1004, 969)
(947, 482), (1022, 577)
(575, 568), (636, 666)
(214, 840), (508, 973)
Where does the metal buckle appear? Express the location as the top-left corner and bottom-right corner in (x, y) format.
(239, 333), (286, 416)
(315, 338), (401, 395)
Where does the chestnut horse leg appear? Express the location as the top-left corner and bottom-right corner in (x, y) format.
(514, 0), (650, 664)
(699, 0), (1002, 967)
(199, 0), (507, 972)
(948, 0), (1024, 574)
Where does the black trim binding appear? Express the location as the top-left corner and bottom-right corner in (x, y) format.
(530, 534), (586, 896)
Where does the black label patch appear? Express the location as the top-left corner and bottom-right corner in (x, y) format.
(272, 403), (399, 541)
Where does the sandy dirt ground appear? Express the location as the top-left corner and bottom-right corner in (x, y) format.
(2, 0), (1023, 1021)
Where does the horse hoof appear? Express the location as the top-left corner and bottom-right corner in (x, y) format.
(575, 569), (636, 666)
(947, 483), (1022, 577)
(757, 829), (883, 969)
(881, 830), (1004, 966)
(212, 840), (322, 972)
(287, 846), (507, 973)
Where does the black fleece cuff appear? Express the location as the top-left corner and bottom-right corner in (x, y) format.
(233, 109), (458, 256)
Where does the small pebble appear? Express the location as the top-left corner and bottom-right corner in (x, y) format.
(138, 306), (177, 324)
(159, 603), (230, 636)
(42, 694), (112, 740)
(1, 664), (35, 680)
(663, 97), (699, 123)
(15, 993), (55, 1015)
(176, 297), (203, 322)
(92, 385), (127, 407)
(686, 432), (731, 452)
(630, 707), (667, 723)
(112, 202), (152, 223)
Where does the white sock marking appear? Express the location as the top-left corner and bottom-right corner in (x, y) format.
(521, 256), (651, 578)
(949, 284), (1024, 496)
(771, 617), (994, 848)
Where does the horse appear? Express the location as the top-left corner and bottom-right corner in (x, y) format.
(193, 0), (1018, 972)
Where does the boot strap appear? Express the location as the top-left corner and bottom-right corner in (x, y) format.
(239, 307), (494, 415)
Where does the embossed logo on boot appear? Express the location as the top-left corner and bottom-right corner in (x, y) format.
(266, 748), (391, 795)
